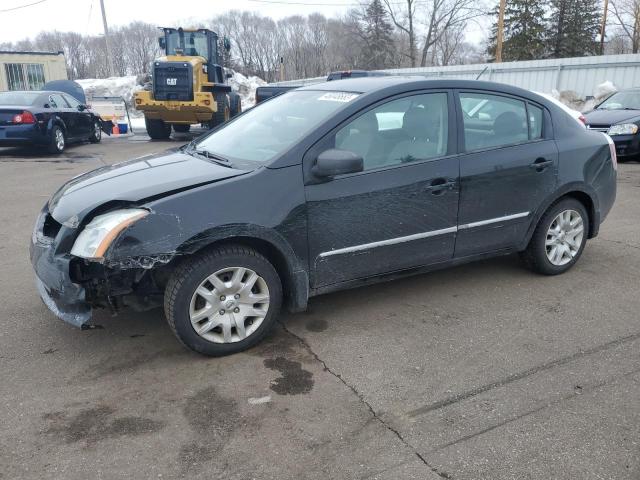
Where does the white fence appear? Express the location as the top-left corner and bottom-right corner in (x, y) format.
(273, 54), (640, 98)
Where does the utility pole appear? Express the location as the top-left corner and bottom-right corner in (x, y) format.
(495, 0), (506, 63)
(600, 0), (609, 55)
(279, 56), (284, 82)
(99, 0), (115, 77)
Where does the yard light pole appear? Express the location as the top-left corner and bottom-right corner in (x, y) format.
(99, 0), (115, 77)
(600, 0), (609, 55)
(495, 0), (506, 63)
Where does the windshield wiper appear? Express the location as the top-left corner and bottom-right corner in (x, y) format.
(188, 147), (233, 167)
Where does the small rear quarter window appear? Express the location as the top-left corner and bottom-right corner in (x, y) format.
(528, 104), (543, 140)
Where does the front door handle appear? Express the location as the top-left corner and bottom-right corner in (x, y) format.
(529, 158), (554, 171)
(425, 178), (456, 195)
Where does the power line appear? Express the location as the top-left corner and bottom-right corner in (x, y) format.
(246, 0), (422, 6)
(0, 0), (49, 13)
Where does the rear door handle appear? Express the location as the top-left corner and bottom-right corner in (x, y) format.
(529, 158), (554, 171)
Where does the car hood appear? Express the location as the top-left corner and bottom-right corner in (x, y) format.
(49, 150), (248, 225)
(583, 109), (640, 125)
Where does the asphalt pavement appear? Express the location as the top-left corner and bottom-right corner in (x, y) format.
(1, 134), (639, 480)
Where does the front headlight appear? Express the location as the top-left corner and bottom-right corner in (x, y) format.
(71, 209), (148, 260)
(607, 123), (639, 136)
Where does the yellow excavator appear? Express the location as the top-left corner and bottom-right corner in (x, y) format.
(134, 27), (241, 139)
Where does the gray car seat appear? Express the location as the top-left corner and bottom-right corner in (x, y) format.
(388, 107), (442, 164)
(491, 111), (528, 146)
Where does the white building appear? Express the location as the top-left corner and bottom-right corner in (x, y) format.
(0, 50), (67, 91)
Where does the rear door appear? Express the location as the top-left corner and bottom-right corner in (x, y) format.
(304, 91), (460, 287)
(454, 90), (558, 257)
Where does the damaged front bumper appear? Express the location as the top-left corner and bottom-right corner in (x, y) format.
(30, 209), (92, 327)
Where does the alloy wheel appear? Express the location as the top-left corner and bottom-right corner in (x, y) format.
(189, 267), (270, 343)
(94, 121), (101, 140)
(55, 129), (65, 151)
(545, 209), (584, 266)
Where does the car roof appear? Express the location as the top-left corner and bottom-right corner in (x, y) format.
(298, 76), (551, 101)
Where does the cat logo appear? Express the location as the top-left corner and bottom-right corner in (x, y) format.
(166, 78), (177, 86)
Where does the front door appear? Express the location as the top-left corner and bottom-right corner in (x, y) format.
(305, 92), (459, 288)
(455, 91), (559, 257)
(63, 93), (92, 137)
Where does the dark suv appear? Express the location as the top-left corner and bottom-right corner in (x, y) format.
(31, 78), (617, 356)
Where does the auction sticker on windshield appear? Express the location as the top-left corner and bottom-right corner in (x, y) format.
(318, 92), (359, 102)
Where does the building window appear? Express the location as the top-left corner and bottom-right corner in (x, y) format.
(5, 63), (45, 90)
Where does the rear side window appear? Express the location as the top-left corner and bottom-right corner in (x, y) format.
(460, 93), (528, 151)
(528, 104), (543, 139)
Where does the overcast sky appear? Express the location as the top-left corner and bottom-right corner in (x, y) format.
(0, 0), (485, 46)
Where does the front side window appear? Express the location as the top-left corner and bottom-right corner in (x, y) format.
(460, 93), (529, 151)
(334, 93), (449, 171)
(63, 94), (80, 108)
(50, 94), (69, 109)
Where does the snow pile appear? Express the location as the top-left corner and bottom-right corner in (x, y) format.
(77, 76), (142, 110)
(227, 70), (267, 110)
(549, 81), (618, 112)
(76, 70), (266, 113)
(594, 81), (617, 99)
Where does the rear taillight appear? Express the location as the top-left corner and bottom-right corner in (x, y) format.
(578, 114), (586, 125)
(604, 133), (617, 171)
(12, 111), (35, 124)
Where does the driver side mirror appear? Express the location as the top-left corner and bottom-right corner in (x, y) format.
(158, 37), (166, 50)
(77, 104), (87, 111)
(223, 36), (231, 52)
(312, 149), (363, 178)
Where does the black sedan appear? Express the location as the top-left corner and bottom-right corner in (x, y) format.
(583, 88), (640, 161)
(0, 90), (106, 154)
(30, 78), (617, 356)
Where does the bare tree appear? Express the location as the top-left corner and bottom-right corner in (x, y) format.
(383, 0), (418, 66)
(419, 0), (482, 67)
(610, 0), (640, 53)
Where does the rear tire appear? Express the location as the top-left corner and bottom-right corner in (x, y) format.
(172, 124), (190, 133)
(145, 118), (171, 140)
(164, 245), (282, 356)
(47, 126), (65, 154)
(520, 198), (589, 275)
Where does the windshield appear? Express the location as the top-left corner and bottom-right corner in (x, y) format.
(165, 30), (209, 58)
(598, 91), (640, 110)
(0, 91), (39, 106)
(194, 90), (360, 164)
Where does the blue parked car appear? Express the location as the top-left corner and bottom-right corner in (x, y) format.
(0, 90), (109, 154)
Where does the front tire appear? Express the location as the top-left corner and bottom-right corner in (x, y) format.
(520, 198), (589, 275)
(89, 120), (102, 143)
(164, 245), (282, 356)
(145, 118), (171, 140)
